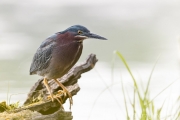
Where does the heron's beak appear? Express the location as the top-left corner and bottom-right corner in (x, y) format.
(75, 32), (107, 40)
(86, 32), (107, 40)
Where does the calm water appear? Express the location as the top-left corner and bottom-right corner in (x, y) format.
(0, 0), (180, 120)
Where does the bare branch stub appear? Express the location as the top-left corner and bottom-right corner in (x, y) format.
(23, 54), (98, 114)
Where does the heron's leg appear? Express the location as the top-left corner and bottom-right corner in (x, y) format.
(43, 78), (54, 102)
(54, 79), (73, 108)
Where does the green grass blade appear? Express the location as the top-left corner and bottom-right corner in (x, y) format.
(150, 80), (178, 102)
(174, 96), (180, 120)
(114, 51), (142, 100)
(121, 77), (130, 120)
(115, 50), (145, 119)
(156, 99), (165, 120)
(175, 111), (180, 120)
(144, 55), (160, 102)
(114, 51), (138, 88)
(133, 87), (136, 120)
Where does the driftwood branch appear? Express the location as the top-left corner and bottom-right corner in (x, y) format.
(33, 109), (73, 120)
(5, 54), (98, 120)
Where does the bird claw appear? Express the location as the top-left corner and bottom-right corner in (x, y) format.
(47, 89), (73, 110)
(57, 90), (66, 96)
(47, 93), (64, 109)
(57, 89), (73, 109)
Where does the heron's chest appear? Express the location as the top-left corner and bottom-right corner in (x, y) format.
(52, 43), (83, 68)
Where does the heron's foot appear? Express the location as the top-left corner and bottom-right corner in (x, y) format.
(56, 89), (73, 109)
(47, 89), (73, 109)
(53, 79), (73, 109)
(47, 93), (64, 109)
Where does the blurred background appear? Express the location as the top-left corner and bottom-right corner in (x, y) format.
(0, 0), (180, 120)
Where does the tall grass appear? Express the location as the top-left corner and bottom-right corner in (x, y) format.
(88, 51), (180, 120)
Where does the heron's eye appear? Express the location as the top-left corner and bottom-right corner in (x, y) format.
(78, 30), (83, 34)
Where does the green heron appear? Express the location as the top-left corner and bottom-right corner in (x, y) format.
(30, 25), (107, 108)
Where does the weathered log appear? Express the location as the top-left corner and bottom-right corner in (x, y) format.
(0, 109), (72, 120)
(13, 54), (98, 115)
(0, 54), (97, 120)
(33, 109), (73, 120)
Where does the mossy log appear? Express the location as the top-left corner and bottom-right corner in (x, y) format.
(0, 54), (98, 120)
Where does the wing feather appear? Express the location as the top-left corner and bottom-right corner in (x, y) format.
(30, 36), (56, 75)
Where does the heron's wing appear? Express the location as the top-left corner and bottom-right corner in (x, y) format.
(30, 35), (56, 75)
